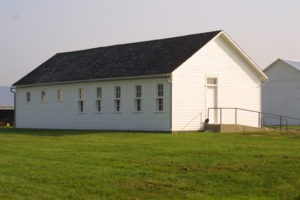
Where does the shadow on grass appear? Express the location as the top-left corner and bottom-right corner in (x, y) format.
(0, 127), (168, 136)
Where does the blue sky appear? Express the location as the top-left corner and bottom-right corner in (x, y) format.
(1, 0), (300, 86)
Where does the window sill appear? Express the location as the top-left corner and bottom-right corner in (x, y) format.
(95, 112), (103, 114)
(206, 84), (218, 87)
(133, 111), (143, 114)
(77, 112), (85, 114)
(155, 111), (165, 113)
(113, 112), (122, 114)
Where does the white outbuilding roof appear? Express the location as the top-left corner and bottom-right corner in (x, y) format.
(281, 59), (300, 71)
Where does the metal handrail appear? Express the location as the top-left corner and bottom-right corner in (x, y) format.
(207, 107), (300, 131)
(262, 115), (288, 131)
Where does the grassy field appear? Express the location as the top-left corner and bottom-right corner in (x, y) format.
(0, 128), (299, 199)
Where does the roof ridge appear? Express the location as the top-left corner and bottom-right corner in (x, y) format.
(57, 30), (222, 55)
(280, 58), (300, 63)
(279, 58), (300, 71)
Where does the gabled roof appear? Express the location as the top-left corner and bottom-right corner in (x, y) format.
(281, 59), (300, 71)
(264, 58), (300, 73)
(13, 30), (222, 86)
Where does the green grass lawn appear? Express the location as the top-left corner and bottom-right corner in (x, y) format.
(0, 128), (299, 200)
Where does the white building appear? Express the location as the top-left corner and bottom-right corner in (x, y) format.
(262, 59), (300, 125)
(13, 30), (267, 131)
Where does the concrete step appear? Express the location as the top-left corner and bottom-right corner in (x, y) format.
(205, 124), (267, 132)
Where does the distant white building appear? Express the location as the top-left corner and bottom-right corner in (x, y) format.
(13, 30), (267, 131)
(262, 59), (300, 125)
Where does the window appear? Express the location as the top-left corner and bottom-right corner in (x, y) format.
(135, 99), (141, 112)
(157, 98), (163, 111)
(114, 86), (121, 112)
(96, 87), (102, 112)
(26, 92), (30, 103)
(96, 87), (102, 99)
(136, 85), (141, 98)
(135, 85), (142, 112)
(114, 99), (121, 112)
(96, 100), (101, 112)
(78, 88), (84, 112)
(156, 84), (164, 112)
(79, 88), (84, 100)
(78, 101), (84, 113)
(57, 89), (63, 102)
(41, 91), (46, 102)
(207, 78), (217, 86)
(157, 84), (163, 97)
(115, 86), (121, 98)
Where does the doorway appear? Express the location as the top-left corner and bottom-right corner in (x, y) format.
(206, 78), (218, 123)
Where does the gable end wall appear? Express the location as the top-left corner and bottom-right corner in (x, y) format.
(171, 35), (262, 131)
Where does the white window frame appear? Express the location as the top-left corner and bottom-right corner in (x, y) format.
(114, 99), (121, 112)
(135, 99), (141, 112)
(157, 98), (164, 112)
(26, 92), (31, 103)
(96, 87), (102, 99)
(157, 84), (163, 97)
(115, 86), (121, 99)
(136, 85), (141, 98)
(41, 91), (46, 103)
(79, 88), (84, 100)
(135, 85), (142, 112)
(96, 87), (102, 112)
(206, 77), (218, 87)
(78, 88), (84, 113)
(156, 84), (164, 112)
(96, 100), (101, 112)
(114, 86), (121, 112)
(78, 100), (84, 113)
(57, 89), (63, 102)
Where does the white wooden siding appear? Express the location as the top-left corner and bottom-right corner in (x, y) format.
(262, 61), (300, 125)
(15, 78), (171, 131)
(171, 34), (262, 131)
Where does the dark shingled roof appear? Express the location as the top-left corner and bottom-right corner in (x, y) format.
(13, 30), (221, 86)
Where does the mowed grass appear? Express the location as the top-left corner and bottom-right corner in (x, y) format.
(0, 128), (299, 199)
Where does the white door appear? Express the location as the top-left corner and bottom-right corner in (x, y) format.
(207, 86), (218, 123)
